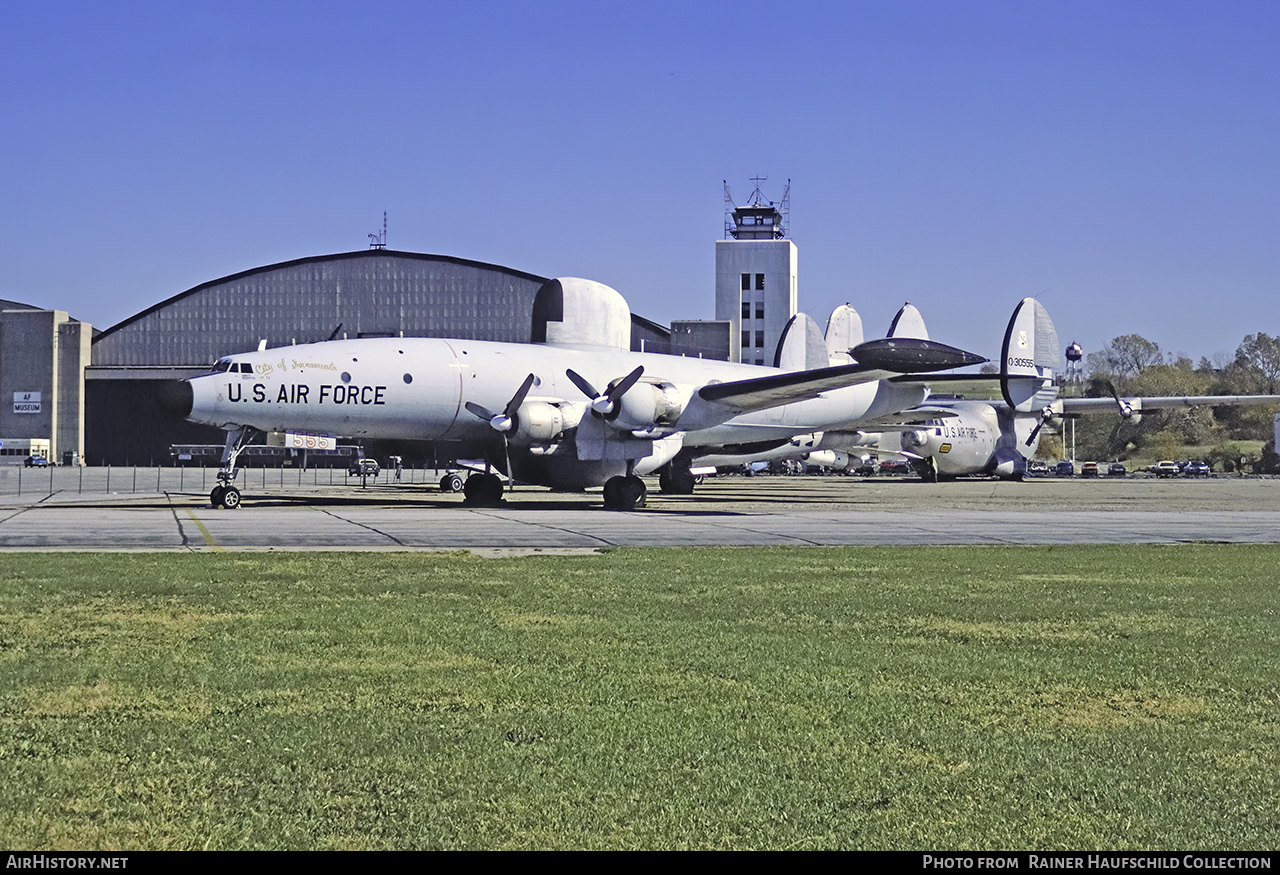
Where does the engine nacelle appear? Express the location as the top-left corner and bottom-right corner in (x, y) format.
(511, 401), (580, 445)
(803, 450), (850, 469)
(610, 380), (686, 433)
(901, 429), (930, 451)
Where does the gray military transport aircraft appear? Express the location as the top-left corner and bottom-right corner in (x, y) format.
(870, 298), (1280, 481)
(162, 277), (985, 509)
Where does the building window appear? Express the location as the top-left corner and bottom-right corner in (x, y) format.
(755, 330), (764, 347)
(742, 331), (751, 348)
(741, 273), (750, 292)
(741, 302), (751, 320)
(755, 303), (764, 319)
(755, 358), (764, 366)
(755, 273), (765, 291)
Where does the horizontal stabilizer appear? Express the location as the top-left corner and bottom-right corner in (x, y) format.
(854, 406), (963, 430)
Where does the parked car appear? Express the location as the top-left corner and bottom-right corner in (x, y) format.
(1107, 462), (1127, 477)
(878, 459), (911, 475)
(1184, 460), (1210, 477)
(1155, 460), (1180, 478)
(347, 458), (380, 477)
(23, 455), (50, 467)
(1055, 460), (1075, 477)
(1027, 460), (1050, 477)
(1081, 461), (1099, 477)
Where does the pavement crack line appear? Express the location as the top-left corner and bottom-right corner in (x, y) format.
(704, 518), (824, 546)
(165, 493), (193, 550)
(468, 509), (618, 546)
(312, 505), (409, 546)
(0, 506), (33, 528)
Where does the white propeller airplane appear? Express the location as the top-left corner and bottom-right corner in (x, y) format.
(692, 297), (1280, 481)
(163, 277), (985, 509)
(890, 298), (1280, 481)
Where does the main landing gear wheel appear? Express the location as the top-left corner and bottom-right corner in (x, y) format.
(658, 467), (697, 495)
(603, 475), (647, 511)
(440, 472), (464, 493)
(210, 484), (241, 509)
(462, 472), (504, 506)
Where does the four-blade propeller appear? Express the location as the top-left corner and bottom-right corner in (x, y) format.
(565, 366), (644, 416)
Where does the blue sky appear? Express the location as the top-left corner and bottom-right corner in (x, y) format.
(2, 1), (1277, 367)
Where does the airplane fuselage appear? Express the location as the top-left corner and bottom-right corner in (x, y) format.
(900, 399), (1029, 478)
(185, 336), (930, 488)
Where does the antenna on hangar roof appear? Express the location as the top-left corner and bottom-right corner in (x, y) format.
(368, 212), (387, 249)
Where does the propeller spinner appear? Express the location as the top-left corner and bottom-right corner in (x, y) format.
(465, 373), (537, 433)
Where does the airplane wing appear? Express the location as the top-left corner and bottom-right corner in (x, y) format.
(1059, 394), (1280, 415)
(851, 406), (965, 430)
(696, 338), (986, 415)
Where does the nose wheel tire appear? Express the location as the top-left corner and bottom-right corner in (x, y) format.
(210, 484), (241, 509)
(440, 472), (465, 493)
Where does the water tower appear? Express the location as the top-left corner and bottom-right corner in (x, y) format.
(1064, 341), (1084, 388)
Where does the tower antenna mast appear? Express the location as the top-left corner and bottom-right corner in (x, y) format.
(368, 212), (387, 249)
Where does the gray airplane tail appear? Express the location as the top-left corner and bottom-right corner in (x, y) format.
(774, 312), (829, 370)
(1001, 298), (1060, 413)
(886, 303), (929, 340)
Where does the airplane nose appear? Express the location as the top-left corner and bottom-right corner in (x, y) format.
(157, 380), (193, 419)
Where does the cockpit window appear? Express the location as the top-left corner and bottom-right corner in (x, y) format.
(212, 360), (232, 373)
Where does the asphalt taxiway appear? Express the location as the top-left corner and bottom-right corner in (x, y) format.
(0, 472), (1276, 552)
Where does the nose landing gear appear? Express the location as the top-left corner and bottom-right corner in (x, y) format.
(210, 426), (252, 509)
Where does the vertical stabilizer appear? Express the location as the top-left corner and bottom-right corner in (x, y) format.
(774, 313), (829, 370)
(886, 303), (929, 340)
(824, 304), (864, 364)
(1000, 298), (1061, 412)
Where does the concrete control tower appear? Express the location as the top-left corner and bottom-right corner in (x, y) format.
(715, 179), (798, 364)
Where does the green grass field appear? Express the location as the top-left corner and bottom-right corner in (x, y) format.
(1, 547), (1277, 850)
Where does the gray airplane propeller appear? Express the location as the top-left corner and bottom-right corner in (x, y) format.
(1102, 381), (1137, 418)
(1024, 404), (1057, 446)
(566, 365), (644, 416)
